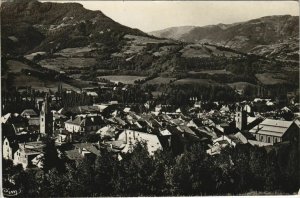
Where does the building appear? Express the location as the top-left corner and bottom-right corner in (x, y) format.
(117, 130), (163, 155)
(3, 137), (19, 160)
(64, 143), (101, 162)
(235, 106), (247, 130)
(64, 115), (105, 133)
(249, 119), (299, 145)
(13, 141), (45, 169)
(40, 95), (53, 135)
(20, 109), (38, 118)
(3, 134), (40, 161)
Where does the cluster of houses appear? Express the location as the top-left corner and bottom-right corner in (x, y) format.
(2, 94), (300, 169)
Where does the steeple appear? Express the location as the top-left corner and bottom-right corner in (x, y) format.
(40, 94), (53, 135)
(235, 105), (247, 131)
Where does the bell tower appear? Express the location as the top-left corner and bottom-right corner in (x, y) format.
(40, 94), (53, 135)
(235, 106), (247, 131)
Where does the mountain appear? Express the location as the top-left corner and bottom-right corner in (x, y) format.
(150, 15), (299, 61)
(1, 0), (147, 55)
(1, 0), (298, 93)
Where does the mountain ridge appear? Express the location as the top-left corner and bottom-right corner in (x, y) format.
(150, 15), (299, 60)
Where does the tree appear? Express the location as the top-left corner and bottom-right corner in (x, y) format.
(112, 142), (156, 196)
(41, 136), (64, 172)
(93, 149), (118, 196)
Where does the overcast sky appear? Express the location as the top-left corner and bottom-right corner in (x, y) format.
(50, 1), (299, 32)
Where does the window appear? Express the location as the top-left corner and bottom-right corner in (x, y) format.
(267, 137), (271, 143)
(260, 136), (263, 141)
(274, 138), (277, 143)
(5, 142), (8, 145)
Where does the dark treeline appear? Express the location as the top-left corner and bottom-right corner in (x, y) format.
(3, 140), (299, 197)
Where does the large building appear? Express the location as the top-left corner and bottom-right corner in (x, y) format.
(249, 119), (299, 145)
(117, 130), (163, 155)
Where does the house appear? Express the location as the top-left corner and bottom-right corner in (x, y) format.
(96, 125), (117, 139)
(176, 126), (198, 137)
(155, 105), (162, 112)
(206, 135), (241, 155)
(117, 130), (163, 155)
(86, 91), (98, 97)
(65, 143), (101, 162)
(194, 101), (201, 108)
(56, 130), (73, 144)
(3, 137), (19, 160)
(4, 133), (40, 160)
(64, 115), (105, 133)
(20, 109), (38, 118)
(243, 104), (252, 113)
(13, 141), (45, 169)
(53, 111), (68, 129)
(249, 119), (299, 145)
(123, 107), (131, 113)
(60, 106), (100, 115)
(220, 105), (230, 113)
(187, 118), (203, 129)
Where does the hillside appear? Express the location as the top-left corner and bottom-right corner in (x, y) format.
(1, 0), (299, 94)
(150, 15), (299, 61)
(1, 0), (147, 55)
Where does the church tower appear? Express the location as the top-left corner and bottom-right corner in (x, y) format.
(235, 106), (247, 131)
(40, 94), (53, 135)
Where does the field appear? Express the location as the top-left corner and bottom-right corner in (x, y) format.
(227, 82), (257, 89)
(255, 73), (288, 85)
(188, 69), (232, 75)
(54, 46), (96, 57)
(180, 44), (239, 58)
(12, 73), (79, 92)
(97, 75), (147, 84)
(113, 34), (174, 57)
(38, 57), (97, 72)
(173, 78), (217, 85)
(180, 44), (211, 58)
(6, 60), (39, 73)
(144, 77), (176, 85)
(151, 91), (163, 98)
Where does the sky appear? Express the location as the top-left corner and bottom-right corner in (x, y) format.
(48, 1), (299, 32)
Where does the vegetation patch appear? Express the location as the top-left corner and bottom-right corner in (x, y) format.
(188, 69), (232, 75)
(144, 77), (176, 85)
(98, 75), (147, 84)
(38, 57), (97, 72)
(173, 78), (217, 85)
(6, 60), (39, 73)
(255, 73), (289, 85)
(11, 73), (78, 92)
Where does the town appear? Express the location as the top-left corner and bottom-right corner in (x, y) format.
(2, 81), (300, 196)
(1, 0), (299, 196)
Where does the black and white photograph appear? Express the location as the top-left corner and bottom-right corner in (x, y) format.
(1, 0), (299, 197)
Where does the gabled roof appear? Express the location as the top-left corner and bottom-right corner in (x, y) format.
(73, 143), (101, 156)
(21, 109), (38, 117)
(61, 106), (100, 114)
(160, 129), (172, 136)
(18, 141), (45, 155)
(177, 126), (197, 136)
(65, 116), (104, 126)
(1, 113), (11, 124)
(249, 119), (294, 137)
